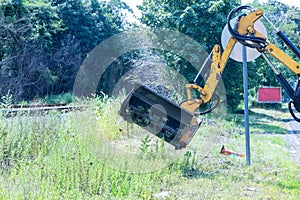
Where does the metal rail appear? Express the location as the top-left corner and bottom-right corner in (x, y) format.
(1, 104), (87, 117)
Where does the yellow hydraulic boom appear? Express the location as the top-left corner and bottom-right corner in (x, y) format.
(120, 6), (300, 149)
(181, 6), (300, 113)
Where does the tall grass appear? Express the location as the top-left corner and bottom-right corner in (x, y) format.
(0, 96), (300, 199)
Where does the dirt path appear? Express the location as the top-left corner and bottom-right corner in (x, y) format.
(281, 119), (300, 166)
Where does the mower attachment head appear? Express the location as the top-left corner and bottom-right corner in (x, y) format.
(119, 84), (202, 149)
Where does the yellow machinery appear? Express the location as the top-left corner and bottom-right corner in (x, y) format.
(120, 6), (300, 149)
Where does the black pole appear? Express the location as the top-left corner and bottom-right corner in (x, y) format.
(242, 45), (251, 166)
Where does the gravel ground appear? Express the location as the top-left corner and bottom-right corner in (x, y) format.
(281, 119), (300, 166)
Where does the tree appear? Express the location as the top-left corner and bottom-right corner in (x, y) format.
(46, 0), (130, 95)
(0, 0), (131, 102)
(52, 0), (130, 53)
(0, 0), (63, 100)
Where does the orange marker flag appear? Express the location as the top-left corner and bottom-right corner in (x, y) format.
(220, 145), (245, 157)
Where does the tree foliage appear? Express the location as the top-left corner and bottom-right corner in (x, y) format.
(0, 0), (129, 101)
(139, 0), (240, 48)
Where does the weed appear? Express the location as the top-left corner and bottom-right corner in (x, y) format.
(139, 135), (151, 154)
(0, 91), (13, 108)
(42, 93), (73, 104)
(0, 98), (299, 199)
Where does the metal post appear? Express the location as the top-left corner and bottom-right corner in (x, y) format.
(242, 45), (251, 166)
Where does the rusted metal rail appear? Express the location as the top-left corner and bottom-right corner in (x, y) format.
(1, 104), (86, 117)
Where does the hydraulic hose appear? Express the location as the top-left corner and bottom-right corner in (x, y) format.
(288, 101), (300, 122)
(198, 94), (220, 115)
(227, 6), (267, 49)
(288, 79), (300, 122)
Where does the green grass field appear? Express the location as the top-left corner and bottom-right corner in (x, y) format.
(1, 98), (300, 199)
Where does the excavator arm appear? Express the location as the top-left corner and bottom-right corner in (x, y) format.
(180, 39), (237, 113)
(119, 6), (300, 149)
(180, 7), (264, 113)
(181, 6), (300, 122)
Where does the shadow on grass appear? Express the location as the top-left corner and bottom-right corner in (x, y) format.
(274, 180), (300, 190)
(181, 167), (217, 179)
(250, 123), (287, 134)
(234, 110), (287, 123)
(226, 109), (291, 134)
(180, 159), (236, 180)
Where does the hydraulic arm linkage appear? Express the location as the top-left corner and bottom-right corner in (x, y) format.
(181, 6), (300, 122)
(120, 6), (300, 150)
